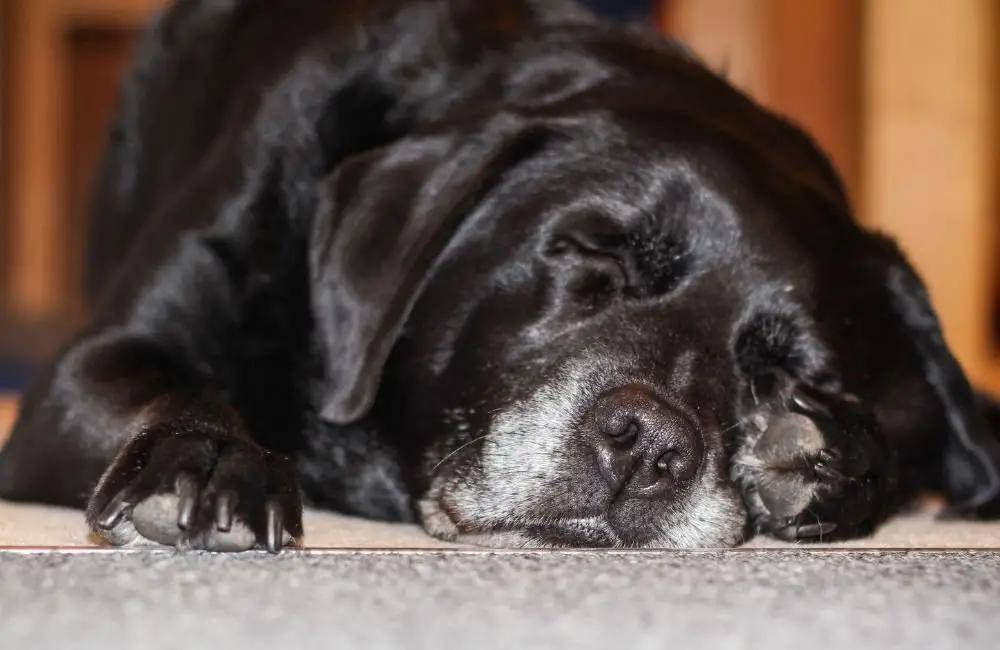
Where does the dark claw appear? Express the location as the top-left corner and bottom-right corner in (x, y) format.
(175, 474), (199, 530)
(215, 491), (235, 532)
(266, 501), (283, 554)
(796, 522), (837, 538)
(816, 449), (836, 465)
(97, 493), (131, 530)
(771, 524), (799, 542)
(813, 453), (830, 472)
(791, 388), (830, 418)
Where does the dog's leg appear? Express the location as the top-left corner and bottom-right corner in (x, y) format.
(730, 372), (899, 542)
(0, 229), (305, 553)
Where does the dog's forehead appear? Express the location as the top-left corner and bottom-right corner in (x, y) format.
(521, 140), (752, 253)
(524, 117), (842, 267)
(544, 101), (841, 209)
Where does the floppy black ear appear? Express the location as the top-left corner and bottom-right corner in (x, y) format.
(309, 112), (551, 424)
(878, 242), (1000, 518)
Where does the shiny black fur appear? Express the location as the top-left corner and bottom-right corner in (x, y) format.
(1, 0), (999, 551)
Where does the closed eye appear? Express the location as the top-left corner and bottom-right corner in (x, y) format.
(544, 232), (632, 292)
(545, 228), (692, 301)
(542, 207), (692, 301)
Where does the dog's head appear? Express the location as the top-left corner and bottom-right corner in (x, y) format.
(307, 38), (1000, 546)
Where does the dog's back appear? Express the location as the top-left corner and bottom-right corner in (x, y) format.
(82, 0), (598, 308)
(84, 0), (344, 303)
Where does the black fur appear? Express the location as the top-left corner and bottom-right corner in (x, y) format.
(1, 0), (998, 551)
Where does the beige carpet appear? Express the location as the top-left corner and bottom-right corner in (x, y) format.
(2, 498), (1000, 550)
(3, 394), (1000, 550)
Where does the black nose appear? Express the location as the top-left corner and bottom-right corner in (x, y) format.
(592, 385), (703, 500)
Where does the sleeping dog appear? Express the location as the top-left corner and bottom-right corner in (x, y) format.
(2, 0), (1000, 552)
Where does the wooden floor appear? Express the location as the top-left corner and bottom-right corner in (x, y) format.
(0, 396), (17, 446)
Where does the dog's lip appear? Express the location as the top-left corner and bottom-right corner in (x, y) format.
(447, 504), (678, 547)
(457, 517), (621, 548)
(453, 515), (685, 549)
(435, 470), (691, 541)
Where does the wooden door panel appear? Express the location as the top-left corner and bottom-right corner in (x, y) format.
(66, 26), (139, 317)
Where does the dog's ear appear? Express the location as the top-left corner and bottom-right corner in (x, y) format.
(876, 237), (1000, 518)
(309, 112), (551, 424)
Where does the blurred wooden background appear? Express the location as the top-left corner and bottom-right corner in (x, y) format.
(0, 0), (998, 413)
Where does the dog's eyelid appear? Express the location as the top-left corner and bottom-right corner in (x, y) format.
(544, 229), (628, 257)
(542, 232), (635, 299)
(544, 234), (631, 278)
(544, 234), (580, 256)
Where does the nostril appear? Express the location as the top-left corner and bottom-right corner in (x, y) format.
(656, 448), (692, 481)
(655, 448), (696, 483)
(605, 419), (640, 448)
(655, 449), (679, 475)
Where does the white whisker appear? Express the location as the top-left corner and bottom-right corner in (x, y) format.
(717, 413), (755, 436)
(431, 433), (497, 474)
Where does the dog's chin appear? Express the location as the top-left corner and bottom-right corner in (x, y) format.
(417, 491), (748, 549)
(440, 522), (620, 549)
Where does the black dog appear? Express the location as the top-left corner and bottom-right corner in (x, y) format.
(2, 0), (999, 552)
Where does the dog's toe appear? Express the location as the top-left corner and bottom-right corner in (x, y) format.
(128, 493), (258, 552)
(751, 412), (825, 520)
(131, 493), (185, 546)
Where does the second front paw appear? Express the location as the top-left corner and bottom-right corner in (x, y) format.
(732, 381), (894, 542)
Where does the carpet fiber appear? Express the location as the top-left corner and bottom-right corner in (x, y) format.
(1, 549), (999, 649)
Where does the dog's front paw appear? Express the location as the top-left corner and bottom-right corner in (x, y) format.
(732, 382), (893, 542)
(86, 425), (303, 553)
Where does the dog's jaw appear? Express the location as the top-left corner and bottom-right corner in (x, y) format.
(418, 471), (747, 549)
